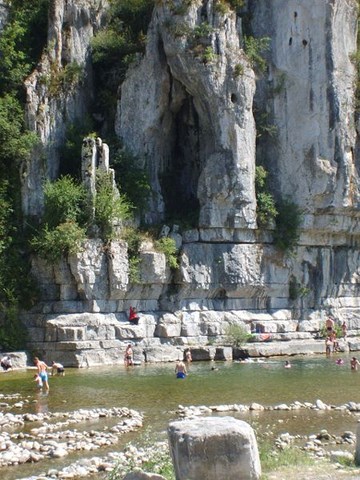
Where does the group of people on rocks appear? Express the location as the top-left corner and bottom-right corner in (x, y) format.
(321, 315), (360, 370)
(324, 316), (348, 355)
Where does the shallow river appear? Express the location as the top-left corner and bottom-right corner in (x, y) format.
(1, 353), (360, 479)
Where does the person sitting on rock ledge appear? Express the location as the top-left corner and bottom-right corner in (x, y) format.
(129, 306), (139, 325)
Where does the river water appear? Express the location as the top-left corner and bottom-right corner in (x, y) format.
(1, 353), (360, 479)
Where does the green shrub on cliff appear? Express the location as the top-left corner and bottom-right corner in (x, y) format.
(244, 35), (270, 73)
(214, 0), (244, 14)
(91, 0), (154, 121)
(0, 95), (38, 168)
(32, 172), (134, 260)
(255, 166), (277, 228)
(225, 324), (252, 347)
(95, 170), (133, 241)
(31, 221), (87, 263)
(42, 176), (88, 229)
(110, 146), (151, 215)
(121, 227), (144, 283)
(155, 236), (179, 269)
(0, 0), (49, 93)
(31, 176), (87, 262)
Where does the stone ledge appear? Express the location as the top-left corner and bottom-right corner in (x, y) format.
(245, 339), (327, 357)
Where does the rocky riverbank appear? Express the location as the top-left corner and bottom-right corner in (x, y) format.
(0, 397), (143, 479)
(1, 392), (360, 480)
(3, 334), (360, 371)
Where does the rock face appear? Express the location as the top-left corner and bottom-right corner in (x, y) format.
(168, 416), (261, 480)
(0, 2), (9, 32)
(18, 0), (360, 365)
(23, 0), (108, 217)
(117, 0), (257, 228)
(251, 0), (359, 212)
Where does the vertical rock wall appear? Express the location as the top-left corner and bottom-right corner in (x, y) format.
(251, 0), (359, 213)
(22, 0), (108, 217)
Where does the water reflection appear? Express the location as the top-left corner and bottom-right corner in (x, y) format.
(34, 390), (49, 414)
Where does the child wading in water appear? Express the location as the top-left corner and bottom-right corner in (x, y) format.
(34, 374), (43, 389)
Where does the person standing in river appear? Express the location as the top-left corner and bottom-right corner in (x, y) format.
(124, 344), (134, 367)
(184, 348), (192, 363)
(351, 357), (360, 370)
(34, 357), (50, 391)
(341, 321), (348, 340)
(175, 359), (187, 379)
(325, 336), (333, 356)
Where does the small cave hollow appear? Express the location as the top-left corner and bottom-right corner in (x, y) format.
(160, 95), (201, 225)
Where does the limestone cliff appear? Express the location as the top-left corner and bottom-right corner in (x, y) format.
(19, 0), (360, 365)
(251, 0), (359, 215)
(23, 0), (108, 218)
(117, 1), (257, 229)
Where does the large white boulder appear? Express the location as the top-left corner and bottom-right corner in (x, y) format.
(168, 416), (261, 480)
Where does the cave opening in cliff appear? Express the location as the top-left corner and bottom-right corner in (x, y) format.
(160, 96), (201, 226)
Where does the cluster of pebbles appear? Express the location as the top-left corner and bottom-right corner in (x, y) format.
(16, 440), (170, 480)
(0, 393), (148, 479)
(176, 399), (360, 416)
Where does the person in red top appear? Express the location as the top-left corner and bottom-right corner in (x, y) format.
(129, 306), (139, 325)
